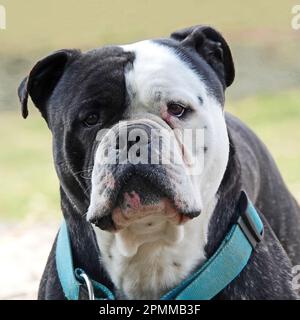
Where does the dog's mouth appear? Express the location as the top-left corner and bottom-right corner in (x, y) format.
(89, 174), (192, 232)
(87, 160), (203, 257)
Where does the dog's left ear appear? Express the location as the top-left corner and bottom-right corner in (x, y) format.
(171, 25), (235, 88)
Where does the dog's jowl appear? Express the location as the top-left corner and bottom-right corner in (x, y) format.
(18, 25), (300, 300)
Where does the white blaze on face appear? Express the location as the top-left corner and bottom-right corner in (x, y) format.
(121, 40), (207, 116)
(121, 40), (229, 209)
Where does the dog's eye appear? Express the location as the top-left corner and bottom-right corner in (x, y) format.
(84, 113), (99, 126)
(167, 103), (185, 117)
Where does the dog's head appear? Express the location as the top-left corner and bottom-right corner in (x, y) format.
(18, 25), (234, 255)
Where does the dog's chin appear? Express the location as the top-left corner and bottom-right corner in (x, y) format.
(88, 176), (194, 256)
(90, 182), (191, 233)
(95, 197), (191, 257)
(89, 175), (192, 232)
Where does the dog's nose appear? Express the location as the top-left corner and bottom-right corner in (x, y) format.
(116, 124), (152, 156)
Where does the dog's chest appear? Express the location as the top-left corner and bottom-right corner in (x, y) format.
(93, 212), (212, 299)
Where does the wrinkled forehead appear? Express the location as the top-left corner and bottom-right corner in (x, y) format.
(120, 40), (224, 111)
(52, 40), (224, 121)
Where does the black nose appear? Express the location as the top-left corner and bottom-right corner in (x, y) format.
(116, 124), (152, 161)
(117, 124), (151, 150)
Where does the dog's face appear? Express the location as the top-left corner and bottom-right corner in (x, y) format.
(19, 26), (234, 255)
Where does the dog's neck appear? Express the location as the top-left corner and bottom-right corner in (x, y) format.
(92, 196), (217, 299)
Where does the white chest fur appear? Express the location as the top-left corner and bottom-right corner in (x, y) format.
(93, 198), (216, 300)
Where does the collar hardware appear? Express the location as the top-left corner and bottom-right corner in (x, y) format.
(237, 210), (264, 249)
(75, 269), (95, 300)
(236, 190), (264, 248)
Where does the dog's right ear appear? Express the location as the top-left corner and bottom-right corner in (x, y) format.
(18, 49), (80, 119)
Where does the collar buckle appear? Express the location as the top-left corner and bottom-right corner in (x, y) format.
(238, 211), (263, 248)
(237, 199), (264, 249)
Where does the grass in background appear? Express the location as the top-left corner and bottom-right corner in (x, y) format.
(0, 0), (296, 54)
(0, 90), (299, 220)
(228, 89), (300, 201)
(0, 109), (60, 220)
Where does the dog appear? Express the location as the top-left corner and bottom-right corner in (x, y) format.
(18, 25), (300, 300)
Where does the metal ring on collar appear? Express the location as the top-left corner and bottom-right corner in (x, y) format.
(77, 270), (95, 300)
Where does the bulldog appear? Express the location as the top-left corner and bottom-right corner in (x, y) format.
(18, 25), (300, 300)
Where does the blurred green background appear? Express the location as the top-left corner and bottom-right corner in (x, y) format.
(0, 0), (299, 221)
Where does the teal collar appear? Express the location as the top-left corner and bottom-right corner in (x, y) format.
(55, 191), (263, 300)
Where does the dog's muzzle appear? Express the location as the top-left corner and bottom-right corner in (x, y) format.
(86, 119), (202, 231)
